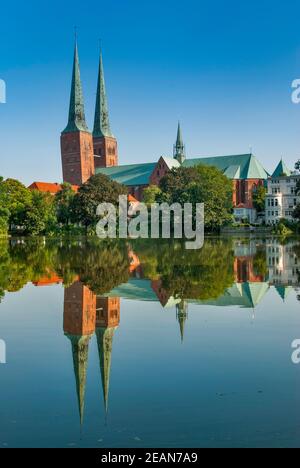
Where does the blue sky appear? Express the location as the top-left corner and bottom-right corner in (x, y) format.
(1, 0), (300, 185)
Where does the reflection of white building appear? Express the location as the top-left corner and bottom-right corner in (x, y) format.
(233, 239), (258, 257)
(265, 159), (300, 224)
(267, 239), (299, 287)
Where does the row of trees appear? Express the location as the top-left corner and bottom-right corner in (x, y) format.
(0, 174), (128, 237)
(0, 235), (272, 306)
(0, 163), (234, 237)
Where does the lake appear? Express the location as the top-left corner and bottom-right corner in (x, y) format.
(0, 236), (299, 448)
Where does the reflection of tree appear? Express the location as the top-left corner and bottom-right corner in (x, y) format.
(0, 238), (130, 300)
(56, 239), (130, 295)
(292, 243), (300, 288)
(0, 239), (57, 294)
(253, 246), (268, 279)
(0, 236), (276, 303)
(134, 238), (235, 300)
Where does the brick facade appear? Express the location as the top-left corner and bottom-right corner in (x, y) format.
(61, 131), (95, 186)
(93, 135), (118, 169)
(63, 281), (96, 336)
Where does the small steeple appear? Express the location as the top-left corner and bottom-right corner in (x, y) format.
(272, 158), (291, 178)
(173, 122), (185, 164)
(63, 39), (89, 134)
(93, 48), (113, 138)
(176, 300), (188, 343)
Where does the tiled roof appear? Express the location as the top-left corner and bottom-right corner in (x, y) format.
(183, 153), (269, 180)
(96, 154), (268, 187)
(28, 182), (79, 194)
(96, 162), (156, 186)
(128, 194), (139, 203)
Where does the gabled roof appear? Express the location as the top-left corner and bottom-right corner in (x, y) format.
(183, 153), (269, 180)
(272, 159), (291, 178)
(96, 162), (156, 186)
(160, 156), (181, 170)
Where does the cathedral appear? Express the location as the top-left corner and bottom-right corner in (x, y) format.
(60, 41), (269, 222)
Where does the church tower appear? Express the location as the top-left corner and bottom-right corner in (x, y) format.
(95, 297), (120, 419)
(93, 50), (118, 168)
(60, 40), (95, 185)
(63, 281), (96, 426)
(173, 122), (186, 164)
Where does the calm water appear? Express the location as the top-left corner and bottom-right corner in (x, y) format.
(0, 236), (300, 448)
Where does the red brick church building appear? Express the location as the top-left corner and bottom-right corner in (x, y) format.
(59, 41), (269, 222)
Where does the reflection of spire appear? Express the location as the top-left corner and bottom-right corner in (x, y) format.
(275, 285), (293, 302)
(63, 281), (96, 429)
(65, 334), (91, 427)
(96, 327), (116, 417)
(251, 307), (255, 324)
(176, 300), (188, 343)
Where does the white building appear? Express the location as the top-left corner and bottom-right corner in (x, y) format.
(265, 159), (300, 224)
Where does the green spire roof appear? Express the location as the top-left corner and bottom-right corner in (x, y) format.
(93, 50), (113, 138)
(173, 122), (186, 164)
(176, 300), (188, 343)
(96, 326), (116, 417)
(176, 122), (183, 146)
(66, 334), (91, 427)
(62, 41), (90, 134)
(272, 159), (291, 178)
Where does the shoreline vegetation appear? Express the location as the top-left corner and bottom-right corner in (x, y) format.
(1, 163), (300, 239)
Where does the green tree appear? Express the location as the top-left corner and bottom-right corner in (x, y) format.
(55, 182), (76, 226)
(252, 185), (266, 213)
(0, 178), (32, 229)
(142, 185), (162, 205)
(23, 190), (56, 235)
(72, 173), (127, 230)
(158, 165), (233, 230)
(0, 206), (9, 237)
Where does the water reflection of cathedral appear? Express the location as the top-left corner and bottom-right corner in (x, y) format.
(30, 239), (300, 426)
(63, 282), (120, 426)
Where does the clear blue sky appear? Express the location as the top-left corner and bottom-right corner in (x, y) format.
(1, 0), (300, 185)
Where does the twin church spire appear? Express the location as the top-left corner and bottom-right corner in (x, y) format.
(61, 39), (184, 187)
(63, 40), (113, 137)
(61, 39), (117, 186)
